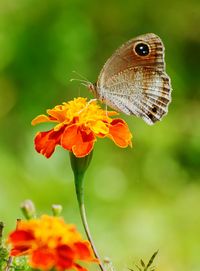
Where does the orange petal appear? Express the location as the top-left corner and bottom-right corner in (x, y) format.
(72, 141), (95, 158)
(34, 129), (63, 158)
(108, 119), (132, 148)
(31, 114), (52, 125)
(61, 125), (80, 151)
(61, 125), (95, 158)
(47, 108), (69, 123)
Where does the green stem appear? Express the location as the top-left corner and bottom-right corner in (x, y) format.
(4, 257), (12, 271)
(0, 222), (4, 245)
(74, 173), (106, 271)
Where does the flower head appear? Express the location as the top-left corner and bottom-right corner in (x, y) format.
(32, 97), (132, 158)
(8, 215), (97, 271)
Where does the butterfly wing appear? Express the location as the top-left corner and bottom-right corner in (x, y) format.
(97, 66), (171, 125)
(96, 33), (172, 125)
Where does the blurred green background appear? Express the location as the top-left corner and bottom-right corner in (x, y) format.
(0, 0), (200, 270)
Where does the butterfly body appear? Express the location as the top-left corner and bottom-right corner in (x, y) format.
(89, 33), (172, 125)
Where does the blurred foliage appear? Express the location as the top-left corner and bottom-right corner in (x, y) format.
(0, 0), (200, 271)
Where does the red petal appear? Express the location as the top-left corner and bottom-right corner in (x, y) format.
(9, 230), (34, 255)
(74, 242), (94, 260)
(108, 119), (132, 148)
(9, 230), (34, 243)
(56, 245), (74, 269)
(34, 129), (63, 158)
(11, 246), (31, 256)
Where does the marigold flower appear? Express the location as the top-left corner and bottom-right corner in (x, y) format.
(8, 215), (97, 271)
(31, 97), (132, 158)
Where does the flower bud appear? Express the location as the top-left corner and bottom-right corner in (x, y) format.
(21, 200), (36, 220)
(52, 204), (63, 216)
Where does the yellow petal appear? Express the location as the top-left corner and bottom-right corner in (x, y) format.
(90, 120), (109, 135)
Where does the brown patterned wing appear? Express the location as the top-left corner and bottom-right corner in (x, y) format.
(97, 67), (171, 124)
(97, 33), (165, 87)
(94, 33), (172, 125)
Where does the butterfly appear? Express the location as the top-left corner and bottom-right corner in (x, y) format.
(87, 33), (172, 125)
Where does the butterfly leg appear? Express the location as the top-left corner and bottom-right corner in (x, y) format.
(77, 99), (98, 115)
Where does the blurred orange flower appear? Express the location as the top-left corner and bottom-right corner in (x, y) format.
(32, 97), (132, 158)
(8, 215), (97, 271)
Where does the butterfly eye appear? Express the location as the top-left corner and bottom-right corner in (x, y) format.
(134, 42), (150, 56)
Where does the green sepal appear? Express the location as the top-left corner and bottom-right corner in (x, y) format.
(69, 151), (93, 204)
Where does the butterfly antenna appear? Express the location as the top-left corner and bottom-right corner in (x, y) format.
(72, 70), (90, 82)
(71, 70), (94, 86)
(70, 78), (89, 84)
(70, 77), (93, 88)
(70, 71), (97, 96)
(80, 82), (89, 87)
